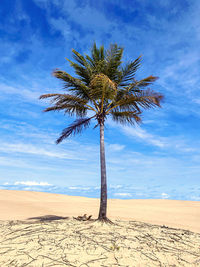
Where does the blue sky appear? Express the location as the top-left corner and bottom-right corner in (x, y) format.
(0, 0), (200, 200)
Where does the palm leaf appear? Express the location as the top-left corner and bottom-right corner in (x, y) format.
(44, 102), (88, 117)
(65, 49), (93, 84)
(107, 89), (163, 114)
(91, 42), (102, 62)
(132, 89), (163, 108)
(52, 70), (90, 99)
(40, 93), (87, 105)
(39, 93), (83, 103)
(105, 44), (123, 82)
(111, 111), (141, 125)
(119, 56), (142, 86)
(127, 75), (159, 92)
(56, 116), (94, 143)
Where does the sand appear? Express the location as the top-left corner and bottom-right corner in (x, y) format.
(0, 189), (199, 232)
(0, 189), (200, 266)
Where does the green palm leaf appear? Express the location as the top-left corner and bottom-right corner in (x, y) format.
(105, 44), (123, 82)
(119, 56), (142, 86)
(127, 75), (159, 92)
(56, 116), (95, 143)
(111, 111), (141, 125)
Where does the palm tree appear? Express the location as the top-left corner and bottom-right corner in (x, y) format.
(39, 43), (163, 222)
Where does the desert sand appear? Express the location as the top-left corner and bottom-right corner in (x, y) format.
(0, 189), (200, 266)
(0, 189), (199, 232)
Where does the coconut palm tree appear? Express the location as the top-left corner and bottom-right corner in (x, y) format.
(39, 43), (163, 222)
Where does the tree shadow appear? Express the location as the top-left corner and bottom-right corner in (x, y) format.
(27, 215), (69, 222)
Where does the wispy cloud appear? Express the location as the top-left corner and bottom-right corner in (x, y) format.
(114, 193), (132, 197)
(109, 185), (123, 189)
(14, 181), (52, 186)
(0, 142), (85, 160)
(161, 193), (170, 199)
(121, 125), (166, 148)
(1, 182), (200, 201)
(108, 144), (125, 151)
(68, 186), (91, 190)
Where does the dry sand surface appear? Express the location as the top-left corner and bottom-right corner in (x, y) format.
(0, 190), (199, 232)
(0, 190), (200, 266)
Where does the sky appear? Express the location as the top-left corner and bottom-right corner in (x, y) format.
(0, 0), (200, 200)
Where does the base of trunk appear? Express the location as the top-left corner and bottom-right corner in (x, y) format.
(97, 216), (113, 224)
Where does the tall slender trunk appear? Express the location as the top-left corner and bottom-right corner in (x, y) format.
(98, 121), (107, 220)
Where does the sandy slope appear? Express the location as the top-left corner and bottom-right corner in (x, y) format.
(0, 189), (199, 232)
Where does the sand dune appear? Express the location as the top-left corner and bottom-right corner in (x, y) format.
(1, 190), (200, 266)
(0, 189), (199, 232)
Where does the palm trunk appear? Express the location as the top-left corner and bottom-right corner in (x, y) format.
(98, 121), (107, 220)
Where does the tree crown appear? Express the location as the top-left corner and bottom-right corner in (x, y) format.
(40, 43), (163, 143)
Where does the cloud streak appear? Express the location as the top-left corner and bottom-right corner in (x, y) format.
(1, 182), (200, 201)
(121, 126), (166, 148)
(0, 142), (85, 160)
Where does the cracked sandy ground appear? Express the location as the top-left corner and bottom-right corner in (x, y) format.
(0, 218), (200, 267)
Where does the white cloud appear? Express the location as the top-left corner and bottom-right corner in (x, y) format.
(0, 82), (41, 104)
(0, 143), (85, 160)
(0, 155), (59, 171)
(121, 125), (166, 148)
(0, 120), (58, 144)
(108, 119), (197, 154)
(108, 144), (125, 151)
(161, 192), (170, 199)
(68, 186), (90, 190)
(190, 196), (200, 201)
(109, 184), (123, 189)
(94, 186), (100, 189)
(14, 181), (52, 186)
(114, 193), (132, 197)
(106, 118), (167, 148)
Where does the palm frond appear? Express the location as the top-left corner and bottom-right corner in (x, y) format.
(107, 89), (163, 114)
(71, 49), (88, 66)
(40, 93), (97, 115)
(53, 70), (100, 111)
(43, 102), (88, 117)
(99, 45), (105, 60)
(56, 116), (94, 143)
(39, 93), (62, 99)
(132, 89), (163, 108)
(66, 59), (91, 85)
(119, 56), (142, 86)
(84, 54), (93, 66)
(40, 93), (87, 105)
(111, 111), (141, 125)
(65, 49), (93, 84)
(107, 95), (141, 113)
(91, 43), (105, 62)
(87, 44), (106, 74)
(53, 70), (88, 94)
(52, 70), (94, 100)
(105, 44), (123, 82)
(127, 75), (159, 92)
